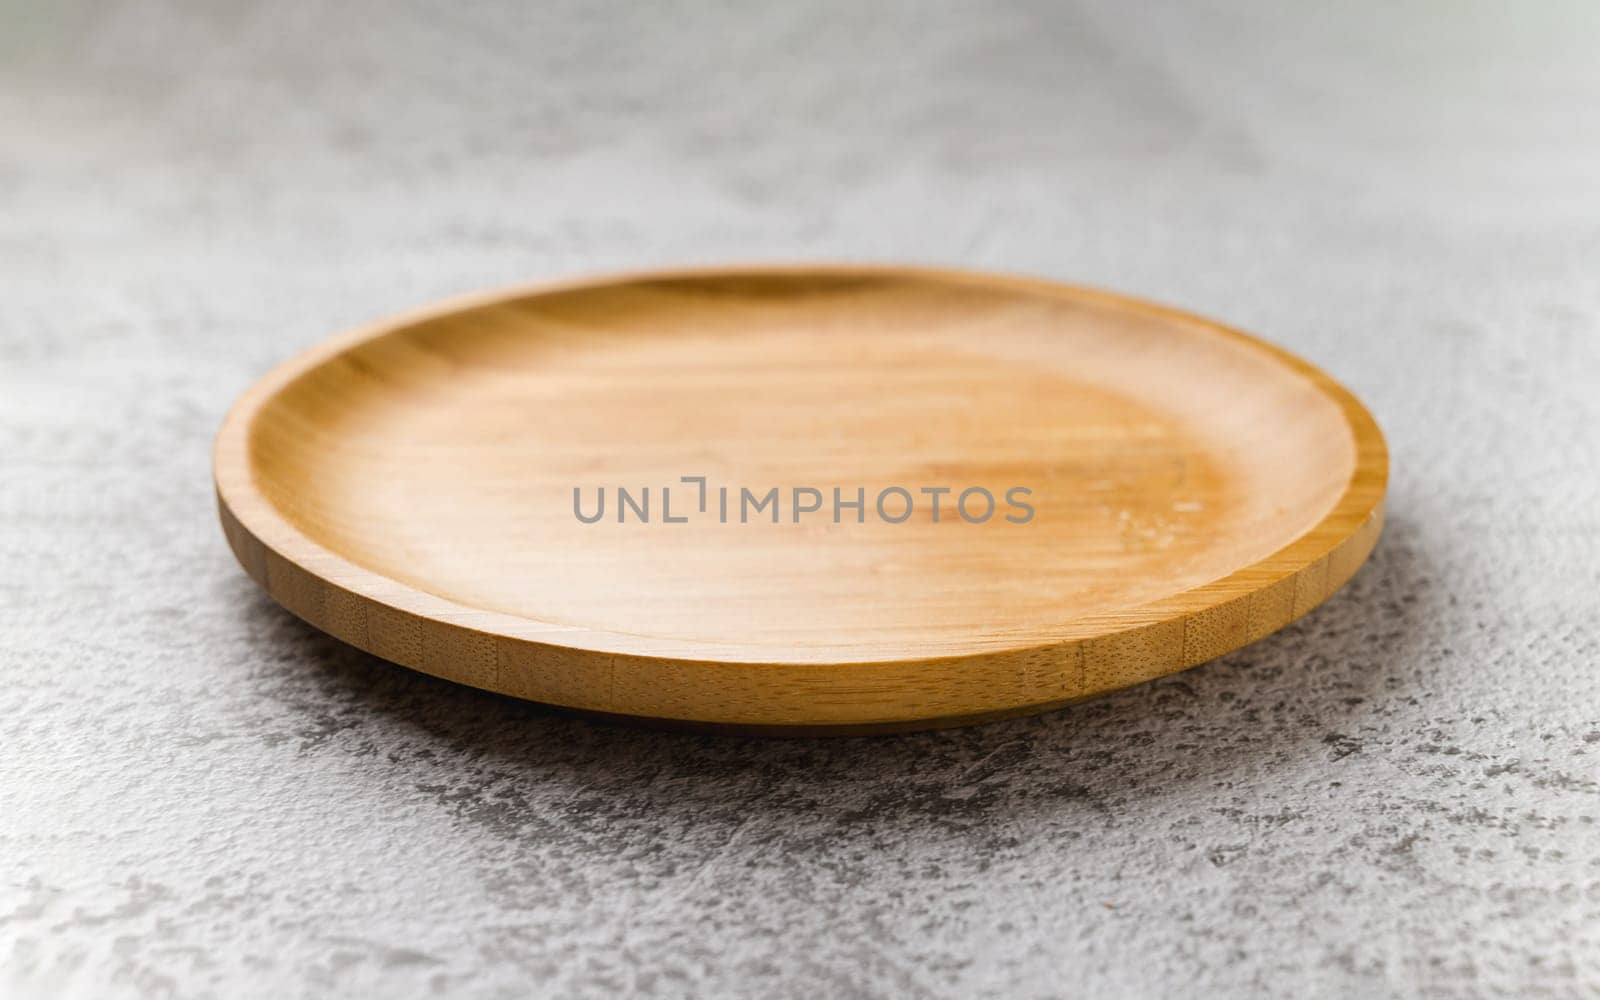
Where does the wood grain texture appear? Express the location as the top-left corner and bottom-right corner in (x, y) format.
(214, 266), (1386, 731)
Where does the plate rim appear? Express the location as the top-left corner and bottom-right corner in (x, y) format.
(214, 263), (1387, 728)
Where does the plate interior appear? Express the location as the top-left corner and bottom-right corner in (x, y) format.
(248, 273), (1357, 661)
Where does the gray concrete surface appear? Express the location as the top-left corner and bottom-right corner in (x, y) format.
(4, 2), (1600, 996)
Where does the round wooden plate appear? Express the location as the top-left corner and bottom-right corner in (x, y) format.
(215, 266), (1386, 733)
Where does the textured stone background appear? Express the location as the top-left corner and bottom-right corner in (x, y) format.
(4, 2), (1599, 997)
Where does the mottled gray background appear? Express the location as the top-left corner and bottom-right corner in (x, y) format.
(4, 1), (1599, 997)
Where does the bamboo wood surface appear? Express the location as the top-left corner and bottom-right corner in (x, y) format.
(214, 266), (1386, 731)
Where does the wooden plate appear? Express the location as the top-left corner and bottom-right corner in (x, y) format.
(215, 266), (1386, 733)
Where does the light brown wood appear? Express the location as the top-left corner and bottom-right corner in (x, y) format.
(215, 266), (1386, 732)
